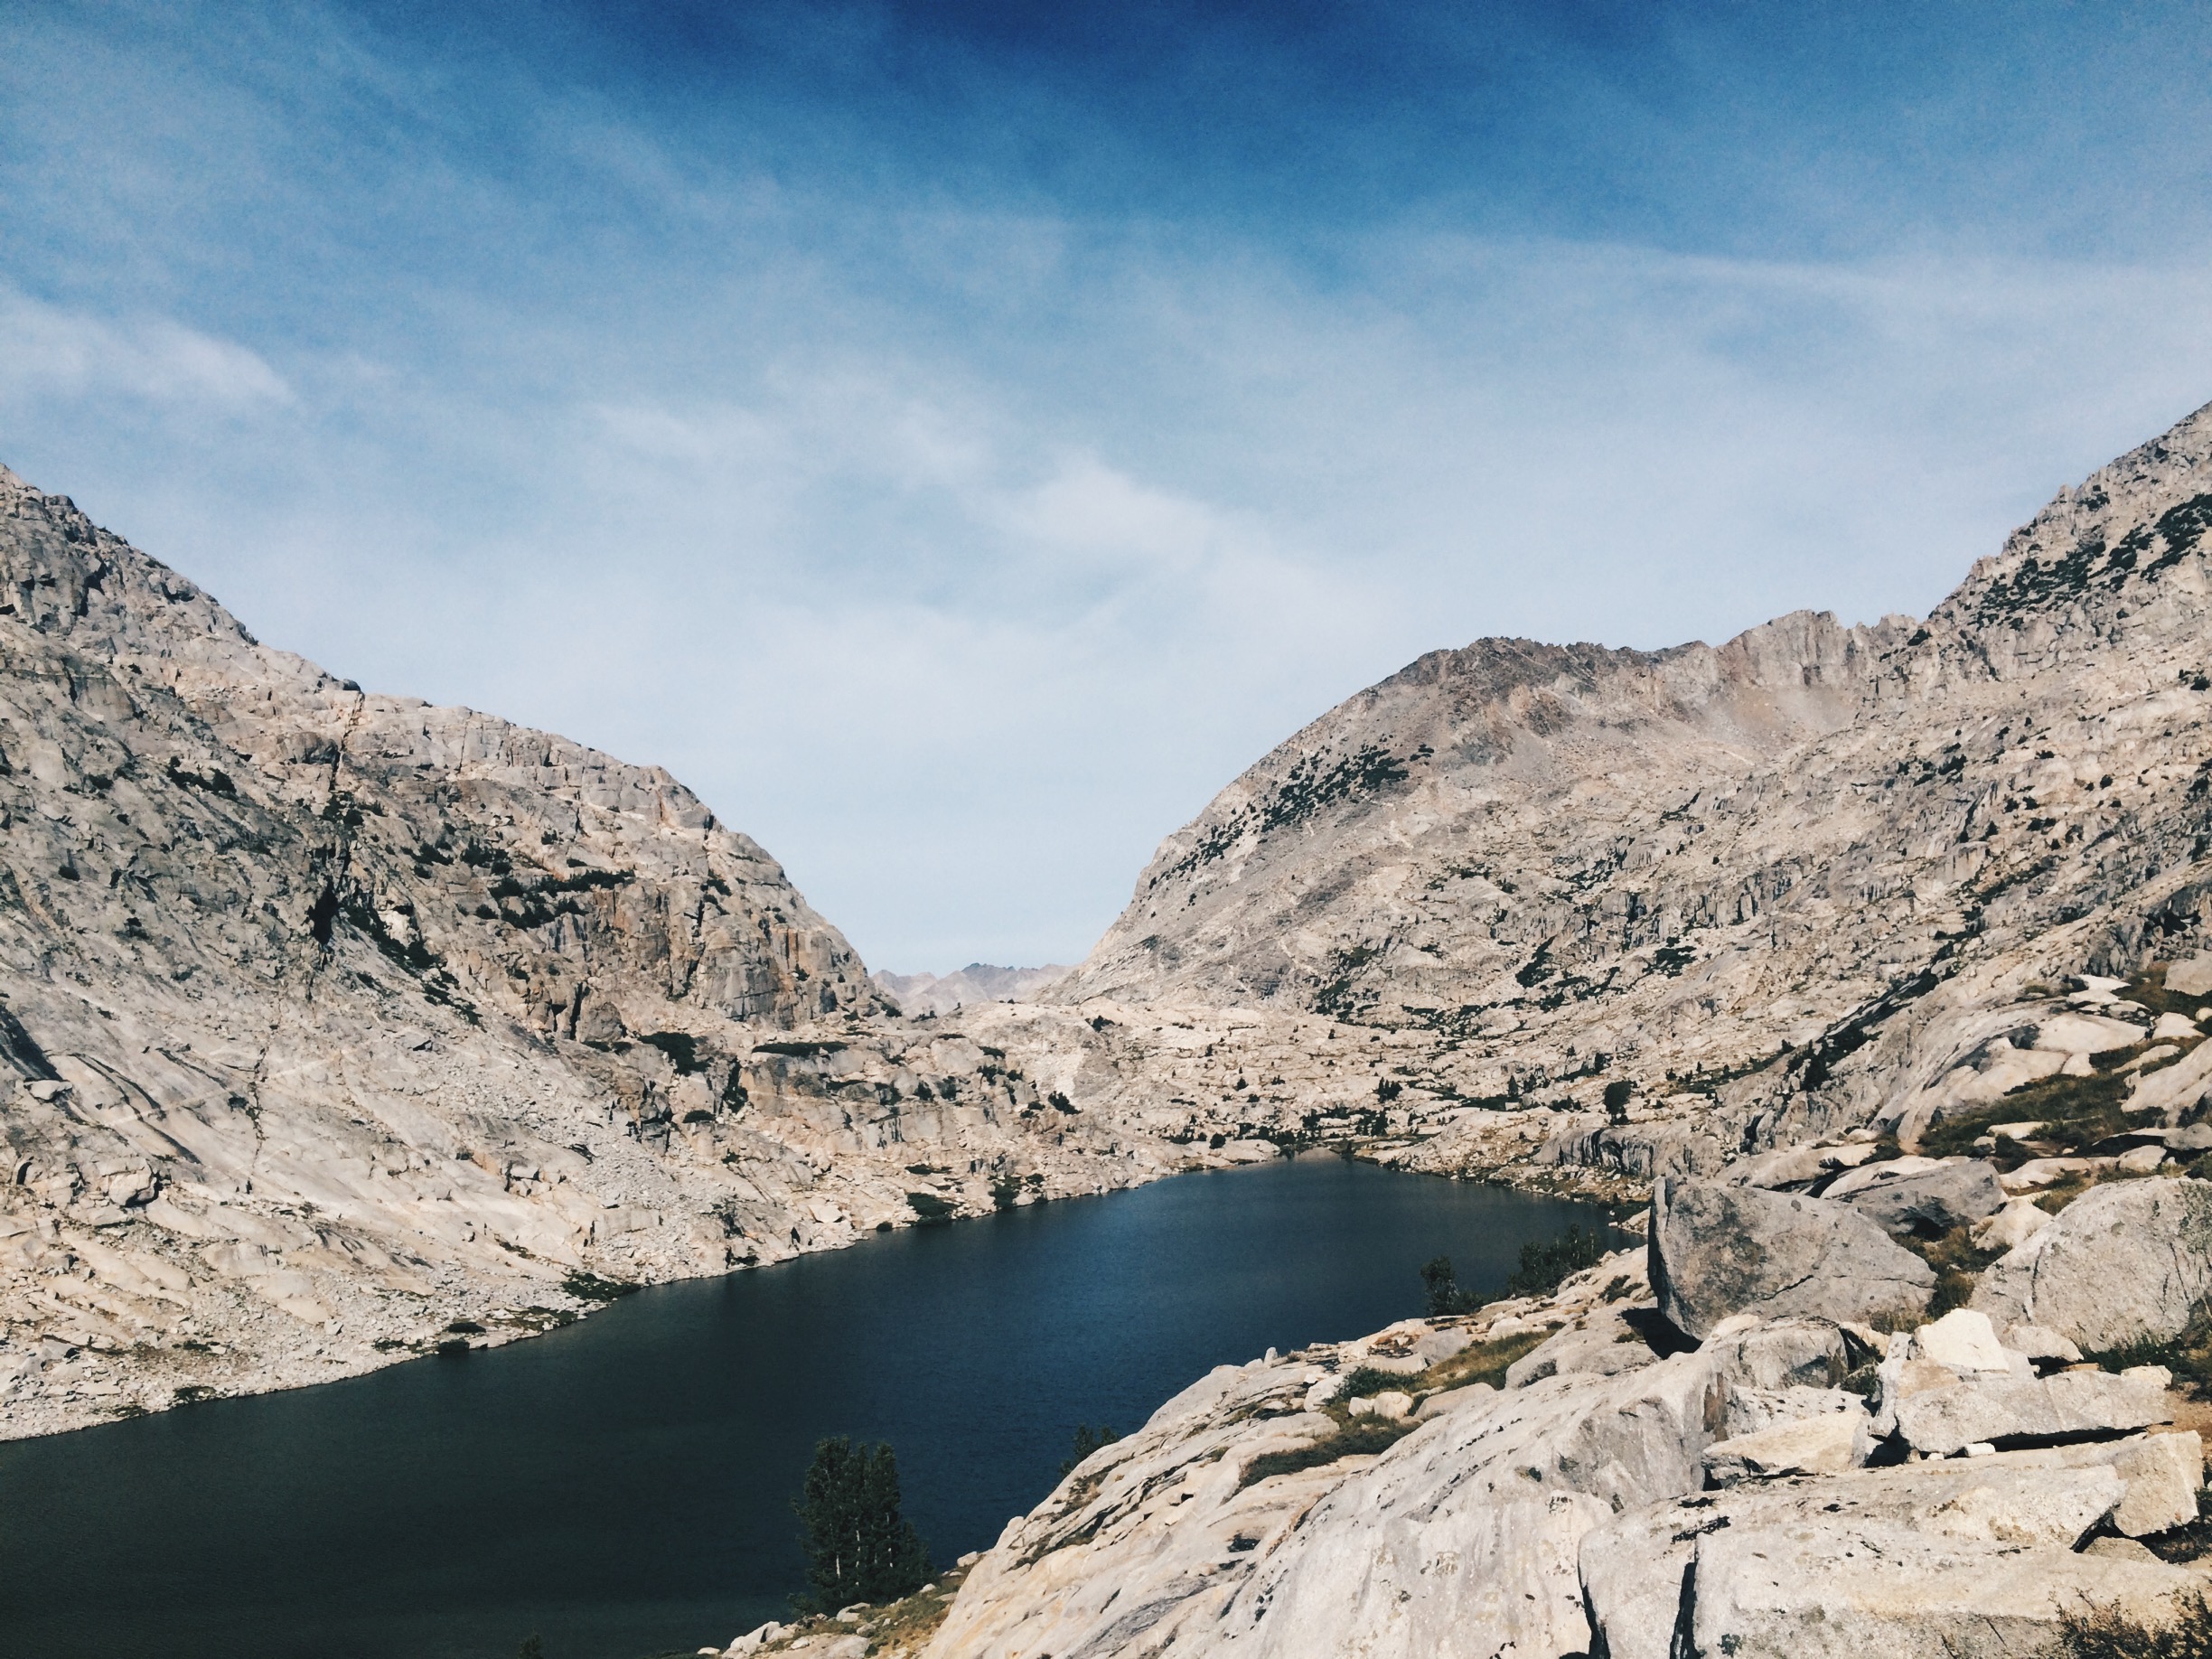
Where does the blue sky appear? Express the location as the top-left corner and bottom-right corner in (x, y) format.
(5, 2), (2212, 972)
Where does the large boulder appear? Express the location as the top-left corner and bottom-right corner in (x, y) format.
(1649, 1179), (1935, 1340)
(1688, 1512), (2196, 1657)
(1502, 1306), (1657, 1389)
(1879, 1355), (2173, 1456)
(1834, 1159), (2007, 1236)
(1702, 1315), (1854, 1393)
(1701, 1409), (1867, 1485)
(1971, 1176), (2212, 1351)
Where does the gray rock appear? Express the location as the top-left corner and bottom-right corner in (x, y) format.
(1702, 1316), (1853, 1393)
(1690, 1514), (2197, 1657)
(1410, 1326), (1473, 1366)
(1502, 1307), (1655, 1389)
(1583, 1448), (2207, 1659)
(2112, 1430), (2206, 1537)
(2004, 1323), (2085, 1365)
(1701, 1408), (1868, 1485)
(1649, 1179), (1935, 1340)
(1972, 1176), (2212, 1351)
(1720, 1384), (1862, 1440)
(1412, 1380), (1495, 1420)
(1880, 1356), (2172, 1456)
(2167, 955), (2212, 998)
(1835, 1158), (2007, 1236)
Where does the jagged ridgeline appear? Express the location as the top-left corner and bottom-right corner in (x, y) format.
(1054, 399), (2212, 1146)
(0, 464), (1227, 1440)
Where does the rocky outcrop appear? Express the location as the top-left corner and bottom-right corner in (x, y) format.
(916, 1245), (2212, 1659)
(1649, 1178), (1935, 1338)
(870, 964), (1070, 1017)
(1832, 1158), (2007, 1236)
(0, 466), (1389, 1439)
(1587, 1450), (2204, 1659)
(1046, 398), (2212, 1200)
(1972, 1176), (2212, 1351)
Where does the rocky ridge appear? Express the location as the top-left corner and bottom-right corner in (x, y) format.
(1053, 399), (2212, 1200)
(0, 465), (1388, 1438)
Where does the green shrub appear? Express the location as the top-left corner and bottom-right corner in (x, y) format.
(1339, 1366), (1414, 1400)
(1506, 1224), (1614, 1298)
(1420, 1254), (1477, 1316)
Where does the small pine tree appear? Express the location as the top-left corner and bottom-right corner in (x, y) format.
(1059, 1423), (1120, 1476)
(1505, 1224), (1612, 1298)
(792, 1437), (931, 1614)
(1420, 1254), (1486, 1316)
(517, 1637), (544, 1659)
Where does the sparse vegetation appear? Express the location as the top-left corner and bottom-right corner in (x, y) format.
(1412, 1326), (1552, 1393)
(1897, 1224), (2003, 1317)
(1239, 1415), (1413, 1488)
(1338, 1366), (1413, 1400)
(1059, 1423), (1120, 1476)
(1505, 1224), (1614, 1298)
(1919, 1063), (2138, 1164)
(2057, 1586), (2212, 1659)
(2085, 1313), (2212, 1400)
(561, 1270), (639, 1303)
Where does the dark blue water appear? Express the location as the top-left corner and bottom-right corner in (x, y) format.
(0, 1155), (1599, 1659)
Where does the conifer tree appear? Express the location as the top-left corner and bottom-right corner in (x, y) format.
(792, 1437), (931, 1613)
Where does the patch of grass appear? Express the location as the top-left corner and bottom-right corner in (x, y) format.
(1898, 1223), (2003, 1317)
(2057, 1585), (2212, 1658)
(2119, 965), (2212, 1023)
(1239, 1415), (1414, 1488)
(1919, 1063), (2139, 1165)
(2085, 1314), (2212, 1400)
(1412, 1326), (1553, 1394)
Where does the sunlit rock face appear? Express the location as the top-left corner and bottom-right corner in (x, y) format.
(1056, 399), (2212, 1176)
(0, 464), (1289, 1438)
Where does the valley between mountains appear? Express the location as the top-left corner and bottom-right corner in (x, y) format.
(7, 393), (2212, 1479)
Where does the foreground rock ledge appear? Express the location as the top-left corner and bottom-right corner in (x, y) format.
(907, 1246), (2211, 1659)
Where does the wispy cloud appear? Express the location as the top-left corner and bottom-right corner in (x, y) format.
(5, 3), (2212, 970)
(0, 287), (293, 411)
